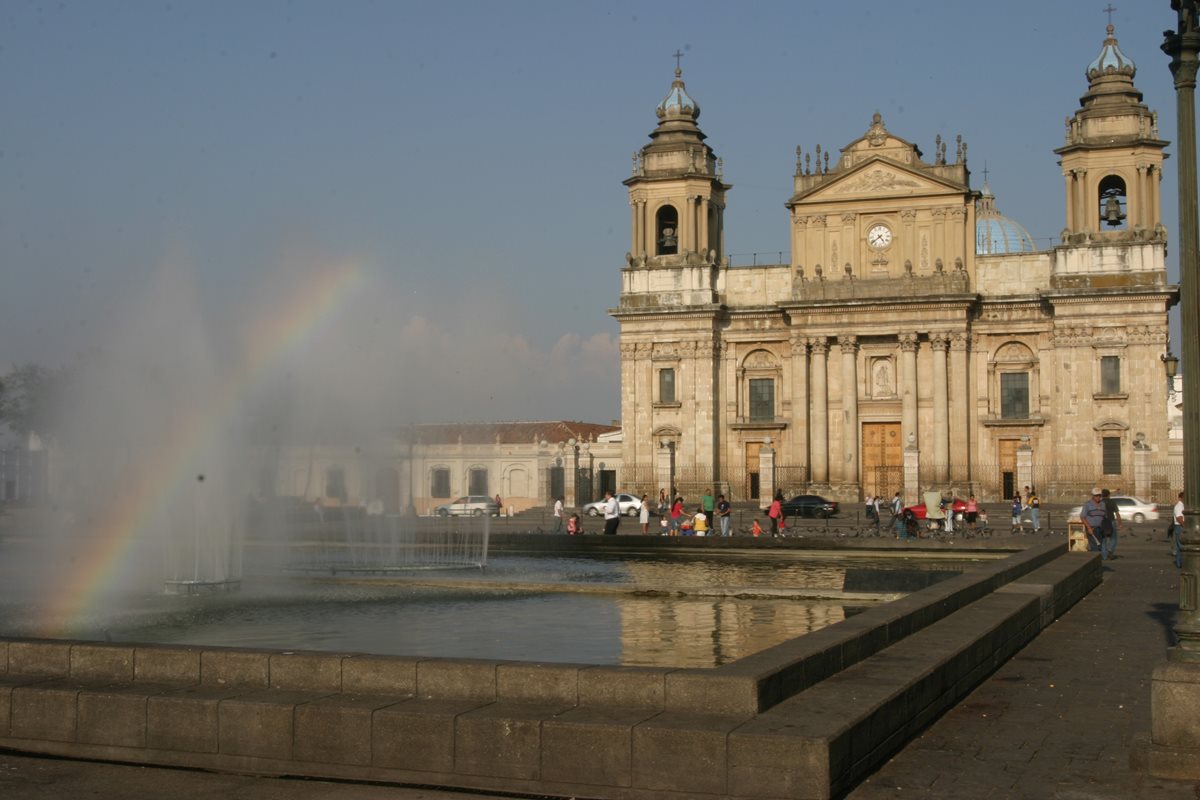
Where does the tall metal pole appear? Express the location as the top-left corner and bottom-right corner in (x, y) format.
(1165, 0), (1200, 659)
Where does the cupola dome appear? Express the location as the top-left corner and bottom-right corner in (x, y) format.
(656, 67), (700, 122)
(1087, 24), (1136, 82)
(976, 181), (1037, 255)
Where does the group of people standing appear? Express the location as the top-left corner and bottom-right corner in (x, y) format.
(655, 489), (733, 536)
(1009, 486), (1041, 533)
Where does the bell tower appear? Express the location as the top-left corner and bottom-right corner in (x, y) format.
(622, 61), (729, 284)
(1056, 23), (1168, 240)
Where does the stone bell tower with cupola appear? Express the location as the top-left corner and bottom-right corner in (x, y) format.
(619, 63), (730, 308)
(1055, 23), (1169, 260)
(613, 62), (731, 474)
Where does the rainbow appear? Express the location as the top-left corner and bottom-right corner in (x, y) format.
(37, 261), (365, 633)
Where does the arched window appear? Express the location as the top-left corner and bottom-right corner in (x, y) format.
(656, 205), (679, 255)
(1098, 174), (1128, 230)
(988, 342), (1039, 421)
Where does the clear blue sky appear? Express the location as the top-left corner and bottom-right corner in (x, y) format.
(0, 1), (1186, 426)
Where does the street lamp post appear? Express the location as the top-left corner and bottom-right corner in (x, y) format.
(1135, 2), (1200, 781)
(1164, 0), (1200, 660)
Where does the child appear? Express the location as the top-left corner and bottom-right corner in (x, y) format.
(1011, 494), (1023, 533)
(660, 517), (670, 536)
(751, 518), (762, 537)
(693, 506), (708, 536)
(567, 513), (580, 536)
(777, 514), (786, 537)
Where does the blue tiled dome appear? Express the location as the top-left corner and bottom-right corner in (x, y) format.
(976, 182), (1037, 255)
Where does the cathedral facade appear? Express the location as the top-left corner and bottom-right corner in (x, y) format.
(613, 25), (1176, 503)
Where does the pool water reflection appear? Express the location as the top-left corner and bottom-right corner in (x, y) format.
(0, 551), (978, 668)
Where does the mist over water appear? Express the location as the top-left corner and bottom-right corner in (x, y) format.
(2, 254), (618, 629)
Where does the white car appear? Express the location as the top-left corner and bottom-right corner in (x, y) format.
(434, 496), (500, 517)
(583, 493), (643, 517)
(1068, 495), (1159, 523)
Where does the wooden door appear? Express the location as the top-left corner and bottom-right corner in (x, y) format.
(745, 441), (762, 500)
(999, 439), (1019, 499)
(862, 422), (902, 499)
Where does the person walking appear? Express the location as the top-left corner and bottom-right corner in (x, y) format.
(1080, 488), (1109, 559)
(1011, 492), (1023, 534)
(716, 494), (731, 537)
(602, 490), (620, 536)
(768, 491), (783, 537)
(1173, 491), (1185, 569)
(865, 495), (877, 524)
(1027, 487), (1040, 532)
(964, 495), (978, 535)
(553, 495), (565, 533)
(494, 494), (503, 518)
(891, 492), (906, 539)
(1101, 488), (1121, 558)
(639, 494), (650, 534)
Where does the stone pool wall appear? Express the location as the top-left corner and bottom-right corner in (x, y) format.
(0, 541), (1098, 799)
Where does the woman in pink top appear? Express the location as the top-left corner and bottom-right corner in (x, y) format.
(670, 496), (684, 535)
(964, 495), (979, 533)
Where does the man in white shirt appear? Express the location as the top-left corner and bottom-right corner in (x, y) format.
(1173, 492), (1185, 569)
(553, 496), (564, 533)
(603, 491), (620, 536)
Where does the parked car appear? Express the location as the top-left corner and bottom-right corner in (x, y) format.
(435, 495), (500, 517)
(583, 493), (643, 517)
(776, 494), (839, 519)
(1068, 495), (1159, 523)
(904, 497), (968, 521)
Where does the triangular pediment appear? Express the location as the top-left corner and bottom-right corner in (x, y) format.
(789, 156), (967, 206)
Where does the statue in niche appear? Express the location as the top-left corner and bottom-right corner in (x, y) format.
(873, 360), (892, 397)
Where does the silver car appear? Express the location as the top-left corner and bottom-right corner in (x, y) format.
(434, 495), (500, 517)
(583, 493), (643, 517)
(1068, 495), (1159, 523)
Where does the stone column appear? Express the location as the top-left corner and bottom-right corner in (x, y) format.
(1015, 438), (1033, 499)
(933, 208), (946, 268)
(931, 332), (950, 481)
(656, 440), (675, 500)
(700, 197), (710, 255)
(620, 342), (638, 467)
(840, 335), (860, 493)
(758, 439), (776, 507)
(790, 336), (810, 472)
(810, 338), (830, 486)
(899, 333), (919, 454)
(1134, 439), (1152, 500)
(904, 440), (920, 507)
(949, 332), (970, 483)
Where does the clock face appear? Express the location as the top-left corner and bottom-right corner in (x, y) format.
(867, 224), (892, 249)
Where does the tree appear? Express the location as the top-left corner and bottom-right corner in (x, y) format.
(0, 363), (62, 441)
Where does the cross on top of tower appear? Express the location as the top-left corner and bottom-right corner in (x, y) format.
(673, 49), (684, 76)
(1103, 3), (1116, 26)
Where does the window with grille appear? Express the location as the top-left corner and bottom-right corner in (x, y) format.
(1102, 437), (1122, 475)
(1000, 372), (1029, 419)
(1100, 356), (1120, 394)
(431, 468), (451, 498)
(469, 468), (489, 496)
(659, 368), (676, 404)
(749, 378), (775, 422)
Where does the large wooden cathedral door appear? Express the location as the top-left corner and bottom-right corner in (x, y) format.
(862, 422), (902, 499)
